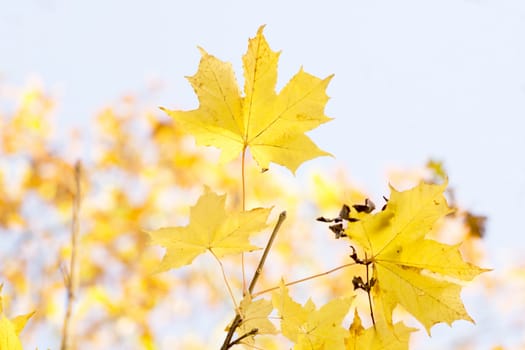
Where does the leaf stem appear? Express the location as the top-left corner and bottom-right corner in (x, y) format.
(220, 211), (287, 350)
(241, 145), (247, 295)
(365, 253), (376, 327)
(241, 145), (247, 212)
(251, 261), (357, 298)
(210, 249), (239, 313)
(61, 161), (82, 350)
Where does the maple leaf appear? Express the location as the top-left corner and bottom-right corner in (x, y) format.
(161, 25), (333, 173)
(0, 285), (34, 350)
(146, 188), (271, 271)
(346, 307), (415, 350)
(228, 295), (277, 346)
(345, 181), (490, 333)
(272, 281), (352, 350)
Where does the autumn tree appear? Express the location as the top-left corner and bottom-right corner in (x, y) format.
(147, 26), (488, 349)
(0, 26), (492, 349)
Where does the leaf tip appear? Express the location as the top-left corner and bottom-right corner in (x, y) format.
(158, 106), (168, 113)
(324, 150), (335, 159)
(159, 106), (176, 119)
(196, 46), (208, 56)
(256, 24), (267, 34)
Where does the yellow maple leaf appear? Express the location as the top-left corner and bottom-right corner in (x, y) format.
(345, 181), (489, 333)
(161, 25), (333, 173)
(0, 285), (34, 350)
(228, 295), (277, 346)
(146, 188), (271, 271)
(272, 281), (352, 350)
(346, 307), (415, 350)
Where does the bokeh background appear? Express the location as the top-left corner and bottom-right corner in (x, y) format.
(1, 1), (524, 349)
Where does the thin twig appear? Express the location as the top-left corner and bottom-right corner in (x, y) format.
(228, 328), (258, 347)
(61, 161), (82, 350)
(247, 211), (286, 295)
(220, 211), (287, 350)
(251, 261), (357, 298)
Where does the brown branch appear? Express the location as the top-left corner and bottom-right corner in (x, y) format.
(228, 328), (258, 347)
(247, 211), (286, 295)
(220, 211), (286, 350)
(60, 161), (82, 350)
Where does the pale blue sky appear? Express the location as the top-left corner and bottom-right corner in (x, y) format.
(2, 0), (525, 348)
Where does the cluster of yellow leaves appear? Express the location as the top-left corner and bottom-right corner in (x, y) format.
(0, 25), (491, 350)
(0, 86), (68, 226)
(0, 172), (23, 227)
(0, 85), (249, 348)
(149, 182), (486, 349)
(0, 79), (305, 348)
(148, 27), (489, 350)
(1, 87), (54, 156)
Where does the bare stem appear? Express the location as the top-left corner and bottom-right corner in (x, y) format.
(251, 261), (357, 298)
(241, 146), (247, 295)
(241, 146), (247, 212)
(61, 161), (82, 350)
(210, 249), (239, 313)
(220, 211), (287, 350)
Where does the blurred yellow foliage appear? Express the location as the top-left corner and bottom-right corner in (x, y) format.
(0, 78), (496, 349)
